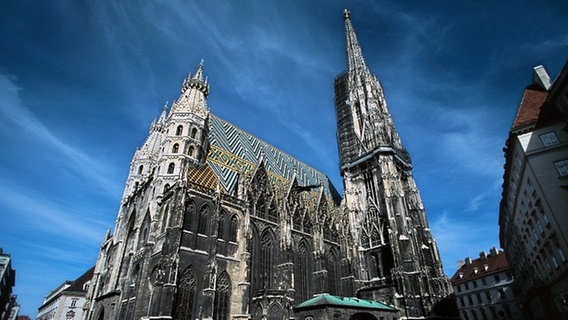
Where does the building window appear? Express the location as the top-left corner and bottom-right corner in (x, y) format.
(188, 146), (195, 157)
(539, 131), (559, 147)
(494, 274), (500, 282)
(229, 215), (238, 242)
(176, 125), (183, 136)
(174, 266), (196, 319)
(138, 165), (143, 174)
(198, 206), (209, 235)
(213, 272), (231, 320)
(191, 128), (198, 139)
(554, 159), (568, 176)
(172, 143), (179, 153)
(260, 233), (273, 289)
(167, 162), (175, 174)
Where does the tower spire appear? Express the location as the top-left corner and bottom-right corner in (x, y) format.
(335, 9), (407, 170)
(343, 9), (370, 78)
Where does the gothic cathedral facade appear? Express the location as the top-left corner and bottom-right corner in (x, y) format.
(83, 10), (452, 320)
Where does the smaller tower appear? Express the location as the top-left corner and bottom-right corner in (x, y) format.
(157, 61), (210, 190)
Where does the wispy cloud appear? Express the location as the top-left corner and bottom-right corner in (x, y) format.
(0, 73), (123, 196)
(0, 180), (108, 243)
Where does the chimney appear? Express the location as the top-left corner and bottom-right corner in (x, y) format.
(465, 257), (472, 265)
(532, 65), (551, 90)
(489, 247), (498, 256)
(480, 251), (487, 260)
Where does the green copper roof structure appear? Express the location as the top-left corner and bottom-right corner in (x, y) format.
(294, 294), (398, 312)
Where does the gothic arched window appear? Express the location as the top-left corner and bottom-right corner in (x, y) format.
(138, 165), (143, 174)
(268, 199), (278, 222)
(371, 227), (381, 247)
(167, 162), (175, 174)
(188, 146), (195, 157)
(361, 231), (369, 248)
(191, 128), (198, 139)
(260, 232), (273, 289)
(293, 209), (301, 231)
(327, 250), (339, 294)
(198, 206), (209, 235)
(229, 215), (238, 242)
(218, 211), (225, 240)
(303, 214), (312, 234)
(174, 266), (196, 319)
(213, 272), (231, 320)
(172, 143), (179, 153)
(176, 125), (183, 136)
(256, 195), (267, 219)
(295, 242), (311, 303)
(183, 201), (195, 231)
(267, 303), (285, 320)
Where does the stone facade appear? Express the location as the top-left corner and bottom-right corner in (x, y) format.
(83, 10), (453, 320)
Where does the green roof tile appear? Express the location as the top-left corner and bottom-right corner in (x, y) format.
(294, 294), (398, 312)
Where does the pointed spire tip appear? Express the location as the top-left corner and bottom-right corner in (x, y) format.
(343, 9), (351, 20)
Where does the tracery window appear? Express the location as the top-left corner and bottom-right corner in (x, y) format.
(167, 162), (175, 174)
(229, 215), (238, 242)
(172, 143), (179, 153)
(371, 227), (381, 247)
(176, 125), (183, 136)
(268, 199), (278, 222)
(198, 206), (209, 235)
(361, 231), (369, 248)
(218, 211), (225, 240)
(260, 232), (273, 289)
(327, 250), (339, 294)
(295, 242), (310, 303)
(303, 214), (312, 233)
(174, 266), (196, 319)
(213, 272), (231, 320)
(267, 303), (285, 320)
(256, 195), (267, 219)
(293, 210), (302, 230)
(183, 201), (195, 231)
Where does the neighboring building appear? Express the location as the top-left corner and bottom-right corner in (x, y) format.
(0, 248), (17, 320)
(83, 10), (453, 320)
(499, 63), (568, 319)
(451, 248), (522, 320)
(36, 267), (94, 320)
(293, 294), (398, 320)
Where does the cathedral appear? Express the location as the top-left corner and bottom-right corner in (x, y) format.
(83, 10), (453, 320)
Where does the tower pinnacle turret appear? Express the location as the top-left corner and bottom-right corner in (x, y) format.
(171, 61), (210, 117)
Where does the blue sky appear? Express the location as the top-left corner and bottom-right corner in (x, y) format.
(0, 0), (566, 316)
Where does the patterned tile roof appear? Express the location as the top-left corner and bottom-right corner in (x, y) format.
(206, 114), (340, 202)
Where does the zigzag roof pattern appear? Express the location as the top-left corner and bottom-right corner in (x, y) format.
(206, 114), (340, 203)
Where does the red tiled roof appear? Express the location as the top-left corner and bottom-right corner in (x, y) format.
(450, 251), (510, 285)
(512, 87), (548, 131)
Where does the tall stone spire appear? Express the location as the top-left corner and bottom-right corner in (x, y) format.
(336, 10), (407, 172)
(335, 10), (453, 318)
